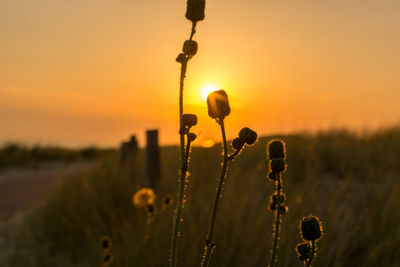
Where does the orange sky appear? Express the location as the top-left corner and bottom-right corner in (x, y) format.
(1, 0), (400, 147)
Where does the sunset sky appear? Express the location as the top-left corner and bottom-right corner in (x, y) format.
(1, 0), (399, 147)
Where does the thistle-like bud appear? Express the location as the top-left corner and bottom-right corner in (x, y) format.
(188, 132), (197, 142)
(176, 53), (186, 63)
(268, 139), (286, 159)
(270, 158), (286, 172)
(278, 205), (288, 215)
(300, 216), (323, 241)
(239, 127), (257, 145)
(182, 113), (197, 128)
(206, 90), (231, 121)
(185, 0), (205, 22)
(232, 138), (244, 150)
(296, 242), (311, 262)
(183, 40), (198, 57)
(271, 193), (285, 204)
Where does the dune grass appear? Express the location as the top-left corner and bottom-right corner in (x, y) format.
(3, 128), (400, 266)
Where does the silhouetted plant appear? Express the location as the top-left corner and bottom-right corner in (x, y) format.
(201, 90), (258, 267)
(296, 215), (324, 267)
(170, 1), (206, 266)
(267, 139), (289, 267)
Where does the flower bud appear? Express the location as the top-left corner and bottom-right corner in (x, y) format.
(269, 201), (277, 211)
(232, 138), (244, 150)
(185, 0), (205, 22)
(296, 242), (311, 262)
(176, 53), (186, 63)
(183, 40), (198, 57)
(267, 171), (279, 181)
(278, 205), (288, 215)
(188, 132), (197, 142)
(239, 127), (257, 145)
(300, 216), (322, 241)
(182, 113), (197, 128)
(270, 158), (286, 172)
(206, 90), (231, 121)
(268, 139), (286, 159)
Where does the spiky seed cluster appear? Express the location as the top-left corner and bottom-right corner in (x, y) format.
(207, 90), (230, 122)
(300, 216), (323, 241)
(296, 215), (324, 266)
(185, 0), (206, 22)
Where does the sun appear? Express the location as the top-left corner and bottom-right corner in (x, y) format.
(201, 85), (218, 101)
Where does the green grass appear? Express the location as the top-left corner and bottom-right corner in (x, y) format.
(3, 127), (400, 266)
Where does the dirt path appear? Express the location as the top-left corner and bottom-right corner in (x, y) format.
(0, 161), (95, 221)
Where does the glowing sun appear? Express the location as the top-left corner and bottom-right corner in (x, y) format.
(201, 85), (218, 101)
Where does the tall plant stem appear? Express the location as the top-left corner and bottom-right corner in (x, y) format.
(201, 121), (229, 267)
(269, 175), (282, 267)
(170, 22), (197, 267)
(306, 241), (316, 267)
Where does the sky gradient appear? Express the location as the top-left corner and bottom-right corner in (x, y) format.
(1, 0), (400, 147)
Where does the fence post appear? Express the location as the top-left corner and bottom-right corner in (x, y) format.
(146, 130), (160, 189)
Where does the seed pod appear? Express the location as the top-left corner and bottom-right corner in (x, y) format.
(267, 171), (279, 181)
(270, 158), (286, 172)
(176, 53), (186, 63)
(188, 132), (197, 142)
(300, 216), (323, 241)
(239, 127), (257, 145)
(232, 137), (245, 150)
(269, 201), (277, 211)
(185, 0), (205, 22)
(206, 90), (231, 121)
(271, 193), (285, 204)
(182, 113), (197, 128)
(183, 40), (198, 57)
(278, 205), (288, 215)
(268, 139), (286, 159)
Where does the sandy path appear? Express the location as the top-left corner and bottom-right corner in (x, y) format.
(0, 162), (95, 221)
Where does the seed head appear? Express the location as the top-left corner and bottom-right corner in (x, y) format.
(270, 158), (286, 172)
(232, 138), (245, 150)
(133, 188), (156, 208)
(176, 53), (186, 63)
(268, 139), (286, 159)
(185, 0), (205, 22)
(271, 193), (285, 204)
(182, 113), (197, 128)
(239, 127), (257, 145)
(300, 216), (323, 241)
(296, 242), (311, 262)
(206, 90), (230, 121)
(188, 132), (197, 142)
(269, 201), (277, 211)
(183, 40), (198, 57)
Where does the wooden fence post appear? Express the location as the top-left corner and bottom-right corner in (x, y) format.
(146, 130), (160, 189)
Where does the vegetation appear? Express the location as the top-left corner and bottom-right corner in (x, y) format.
(2, 128), (400, 266)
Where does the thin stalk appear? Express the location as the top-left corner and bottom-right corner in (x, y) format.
(269, 175), (282, 267)
(306, 241), (316, 267)
(201, 121), (229, 267)
(170, 22), (197, 267)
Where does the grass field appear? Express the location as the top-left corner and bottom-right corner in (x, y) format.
(2, 127), (400, 267)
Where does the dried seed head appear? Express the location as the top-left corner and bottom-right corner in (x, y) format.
(182, 113), (198, 128)
(296, 242), (311, 262)
(271, 193), (286, 204)
(268, 139), (286, 159)
(206, 90), (231, 121)
(176, 53), (186, 63)
(267, 171), (279, 181)
(270, 158), (286, 172)
(185, 0), (205, 22)
(99, 236), (112, 250)
(232, 138), (245, 150)
(239, 127), (257, 145)
(278, 205), (288, 215)
(300, 216), (323, 241)
(183, 40), (198, 57)
(188, 132), (197, 142)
